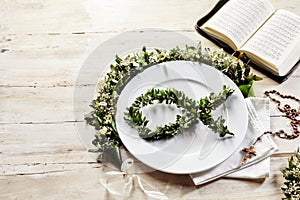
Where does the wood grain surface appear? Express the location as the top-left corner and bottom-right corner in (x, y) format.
(0, 0), (299, 199)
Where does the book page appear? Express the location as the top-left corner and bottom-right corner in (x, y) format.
(241, 10), (300, 69)
(203, 0), (275, 49)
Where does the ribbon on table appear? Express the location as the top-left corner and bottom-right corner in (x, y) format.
(100, 158), (168, 200)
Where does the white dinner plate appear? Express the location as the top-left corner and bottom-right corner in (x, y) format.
(115, 61), (248, 174)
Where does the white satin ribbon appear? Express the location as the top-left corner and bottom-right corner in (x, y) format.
(100, 158), (168, 200)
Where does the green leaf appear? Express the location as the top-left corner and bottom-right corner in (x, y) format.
(111, 119), (117, 132)
(103, 146), (122, 169)
(88, 149), (100, 153)
(238, 80), (255, 97)
(115, 55), (122, 64)
(84, 111), (93, 121)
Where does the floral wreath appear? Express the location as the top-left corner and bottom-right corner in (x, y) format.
(85, 43), (261, 163)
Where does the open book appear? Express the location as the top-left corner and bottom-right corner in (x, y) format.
(195, 0), (300, 81)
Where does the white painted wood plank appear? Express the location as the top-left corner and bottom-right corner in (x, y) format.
(0, 0), (299, 199)
(0, 123), (85, 154)
(88, 0), (217, 32)
(0, 157), (288, 200)
(0, 162), (100, 176)
(0, 0), (299, 34)
(0, 87), (77, 123)
(254, 77), (300, 98)
(271, 117), (300, 153)
(0, 0), (217, 34)
(254, 76), (300, 116)
(0, 168), (108, 200)
(0, 0), (90, 34)
(0, 31), (220, 87)
(0, 150), (96, 165)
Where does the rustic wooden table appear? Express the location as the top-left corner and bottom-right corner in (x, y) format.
(0, 0), (299, 199)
